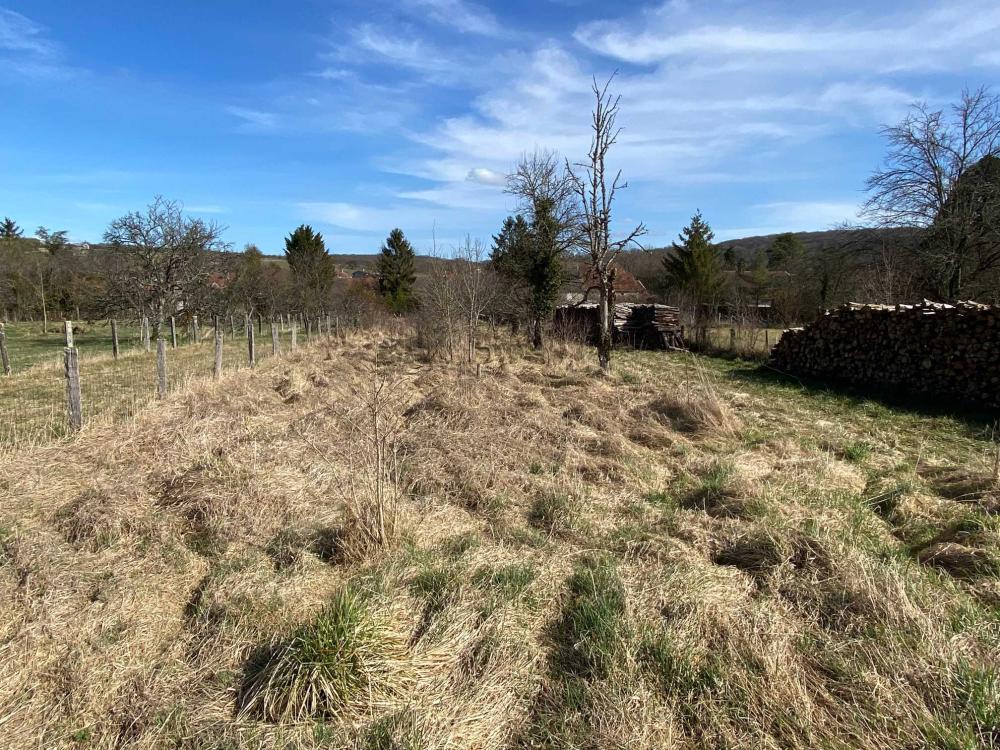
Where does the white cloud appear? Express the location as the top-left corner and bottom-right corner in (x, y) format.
(574, 1), (1000, 72)
(718, 201), (862, 239)
(238, 0), (997, 246)
(226, 106), (278, 131)
(466, 167), (505, 186)
(350, 24), (452, 72)
(0, 9), (55, 55)
(0, 8), (80, 80)
(186, 204), (226, 214)
(403, 0), (502, 36)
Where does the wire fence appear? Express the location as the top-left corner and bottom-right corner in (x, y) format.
(0, 315), (340, 452)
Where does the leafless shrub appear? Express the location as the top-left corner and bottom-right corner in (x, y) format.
(297, 353), (409, 559)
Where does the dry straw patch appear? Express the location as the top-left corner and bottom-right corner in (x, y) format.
(0, 330), (997, 749)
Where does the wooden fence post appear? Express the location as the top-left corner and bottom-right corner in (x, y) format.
(0, 323), (11, 375)
(730, 328), (736, 352)
(170, 316), (177, 348)
(248, 319), (256, 367)
(192, 315), (199, 345)
(214, 318), (223, 380)
(271, 320), (279, 356)
(64, 345), (82, 432)
(111, 319), (119, 360)
(291, 320), (297, 352)
(156, 337), (167, 398)
(142, 316), (151, 352)
(765, 329), (770, 350)
(64, 319), (74, 348)
(326, 313), (332, 339)
(230, 314), (237, 339)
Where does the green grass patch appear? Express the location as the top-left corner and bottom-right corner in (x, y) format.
(238, 586), (393, 722)
(473, 563), (537, 605)
(529, 492), (575, 535)
(554, 554), (628, 680)
(410, 563), (462, 616)
(841, 440), (873, 463)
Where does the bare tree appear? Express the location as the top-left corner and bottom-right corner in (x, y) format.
(567, 76), (647, 371)
(455, 236), (497, 363)
(102, 197), (228, 338)
(864, 88), (1000, 300)
(417, 255), (464, 362)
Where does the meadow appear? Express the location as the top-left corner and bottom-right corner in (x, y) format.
(0, 329), (997, 749)
(0, 320), (304, 449)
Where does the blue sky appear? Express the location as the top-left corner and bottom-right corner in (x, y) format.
(1, 1), (998, 254)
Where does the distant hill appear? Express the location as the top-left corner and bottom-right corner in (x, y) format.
(262, 253), (442, 274)
(616, 226), (918, 292)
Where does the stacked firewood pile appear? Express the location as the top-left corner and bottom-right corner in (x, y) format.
(555, 303), (683, 349)
(771, 300), (1000, 408)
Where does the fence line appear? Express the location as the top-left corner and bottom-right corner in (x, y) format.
(0, 313), (345, 451)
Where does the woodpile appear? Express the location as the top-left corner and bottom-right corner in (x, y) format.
(771, 300), (1000, 408)
(555, 303), (683, 350)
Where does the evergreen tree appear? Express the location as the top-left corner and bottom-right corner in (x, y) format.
(1, 217), (22, 240)
(35, 227), (69, 253)
(748, 248), (771, 306)
(490, 215), (531, 280)
(377, 228), (417, 312)
(767, 232), (806, 269)
(284, 225), (334, 313)
(662, 210), (726, 342)
(490, 201), (565, 349)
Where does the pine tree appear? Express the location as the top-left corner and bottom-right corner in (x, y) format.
(662, 210), (726, 342)
(1, 217), (22, 240)
(490, 202), (565, 349)
(377, 228), (416, 312)
(748, 248), (771, 306)
(490, 215), (531, 280)
(767, 232), (805, 269)
(284, 225), (334, 314)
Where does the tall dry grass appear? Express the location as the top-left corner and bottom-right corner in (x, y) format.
(0, 326), (997, 749)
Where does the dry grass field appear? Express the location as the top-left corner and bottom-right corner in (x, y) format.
(1, 330), (998, 749)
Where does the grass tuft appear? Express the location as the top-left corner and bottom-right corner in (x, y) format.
(528, 493), (574, 536)
(238, 587), (396, 722)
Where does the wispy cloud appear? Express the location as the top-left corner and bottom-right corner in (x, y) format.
(403, 0), (502, 36)
(0, 8), (55, 55)
(0, 7), (79, 80)
(350, 24), (453, 72)
(574, 1), (1000, 71)
(226, 106), (279, 132)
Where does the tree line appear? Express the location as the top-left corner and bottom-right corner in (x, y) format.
(2, 84), (998, 371)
